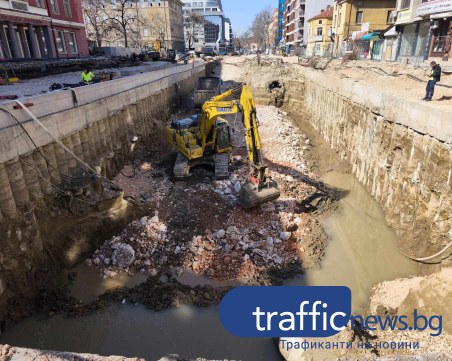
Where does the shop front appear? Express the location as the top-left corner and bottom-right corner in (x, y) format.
(416, 0), (452, 61)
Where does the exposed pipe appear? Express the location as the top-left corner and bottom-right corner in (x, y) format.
(401, 239), (452, 263)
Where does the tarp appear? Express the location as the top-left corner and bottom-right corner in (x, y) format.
(354, 31), (368, 41)
(361, 32), (381, 41)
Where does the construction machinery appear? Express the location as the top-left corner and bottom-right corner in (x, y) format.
(166, 84), (280, 209)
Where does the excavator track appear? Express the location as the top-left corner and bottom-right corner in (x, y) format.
(214, 153), (229, 179)
(173, 153), (190, 179)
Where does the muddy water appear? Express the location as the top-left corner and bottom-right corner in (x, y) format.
(68, 263), (148, 303)
(0, 170), (418, 360)
(0, 305), (279, 360)
(285, 170), (419, 313)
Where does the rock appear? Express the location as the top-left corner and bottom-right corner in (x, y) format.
(266, 237), (274, 246)
(104, 258), (111, 265)
(150, 268), (158, 276)
(280, 232), (292, 241)
(234, 181), (241, 193)
(223, 188), (232, 195)
(159, 275), (169, 283)
(174, 246), (181, 254)
(159, 224), (167, 232)
(112, 243), (136, 268)
(244, 254), (250, 261)
(140, 216), (148, 225)
(150, 215), (159, 224)
(227, 226), (238, 234)
(193, 261), (202, 272)
(273, 255), (283, 265)
(230, 174), (238, 182)
(305, 139), (311, 145)
(294, 217), (302, 225)
(216, 229), (226, 239)
(175, 267), (184, 277)
(144, 260), (151, 266)
(93, 257), (101, 265)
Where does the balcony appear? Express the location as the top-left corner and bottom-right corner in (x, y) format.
(315, 35), (323, 42)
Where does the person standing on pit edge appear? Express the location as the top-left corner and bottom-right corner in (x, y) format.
(422, 61), (442, 101)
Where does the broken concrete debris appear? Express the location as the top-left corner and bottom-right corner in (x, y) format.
(87, 106), (328, 283)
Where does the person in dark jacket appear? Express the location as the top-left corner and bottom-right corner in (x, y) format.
(422, 61), (441, 101)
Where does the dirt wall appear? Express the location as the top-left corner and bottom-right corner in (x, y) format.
(244, 61), (451, 267)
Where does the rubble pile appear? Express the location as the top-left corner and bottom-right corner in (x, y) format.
(88, 101), (331, 284)
(87, 212), (173, 278)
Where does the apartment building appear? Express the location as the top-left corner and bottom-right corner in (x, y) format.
(182, 0), (226, 52)
(283, 0), (333, 54)
(139, 0), (185, 51)
(307, 6), (334, 56)
(331, 0), (397, 55)
(0, 0), (89, 60)
(268, 8), (279, 50)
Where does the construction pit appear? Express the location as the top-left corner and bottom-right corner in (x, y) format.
(0, 57), (451, 360)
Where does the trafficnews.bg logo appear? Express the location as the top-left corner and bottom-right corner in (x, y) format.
(219, 286), (443, 338)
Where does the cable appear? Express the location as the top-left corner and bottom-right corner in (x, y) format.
(0, 107), (83, 183)
(18, 156), (96, 207)
(13, 100), (120, 190)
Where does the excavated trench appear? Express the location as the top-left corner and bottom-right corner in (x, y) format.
(0, 62), (423, 360)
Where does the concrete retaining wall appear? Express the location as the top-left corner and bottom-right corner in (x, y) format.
(0, 62), (206, 219)
(284, 70), (451, 260)
(0, 61), (210, 321)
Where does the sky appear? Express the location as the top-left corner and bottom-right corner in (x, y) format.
(222, 0), (277, 36)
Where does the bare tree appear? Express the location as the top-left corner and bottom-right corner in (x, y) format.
(102, 0), (141, 48)
(235, 29), (252, 50)
(251, 7), (273, 51)
(82, 0), (110, 47)
(184, 12), (203, 49)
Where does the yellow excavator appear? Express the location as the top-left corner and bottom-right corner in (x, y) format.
(166, 84), (280, 209)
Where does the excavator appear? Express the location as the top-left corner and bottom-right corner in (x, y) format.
(166, 83), (280, 209)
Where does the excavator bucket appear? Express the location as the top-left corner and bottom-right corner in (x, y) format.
(239, 179), (280, 209)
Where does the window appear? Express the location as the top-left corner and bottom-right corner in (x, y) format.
(315, 43), (321, 53)
(317, 27), (323, 36)
(319, 20), (323, 25)
(63, 0), (72, 17)
(55, 31), (66, 53)
(355, 11), (363, 24)
(67, 32), (78, 53)
(143, 28), (148, 36)
(387, 10), (397, 24)
(35, 0), (45, 7)
(399, 0), (411, 10)
(50, 0), (59, 13)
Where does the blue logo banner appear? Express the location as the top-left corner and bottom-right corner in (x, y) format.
(220, 286), (352, 338)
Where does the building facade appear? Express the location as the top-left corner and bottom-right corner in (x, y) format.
(182, 0), (226, 52)
(331, 0), (397, 56)
(277, 0), (285, 45)
(0, 0), (89, 60)
(415, 0), (452, 61)
(283, 0), (334, 54)
(307, 5), (333, 56)
(139, 0), (185, 51)
(224, 17), (233, 51)
(268, 8), (278, 51)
